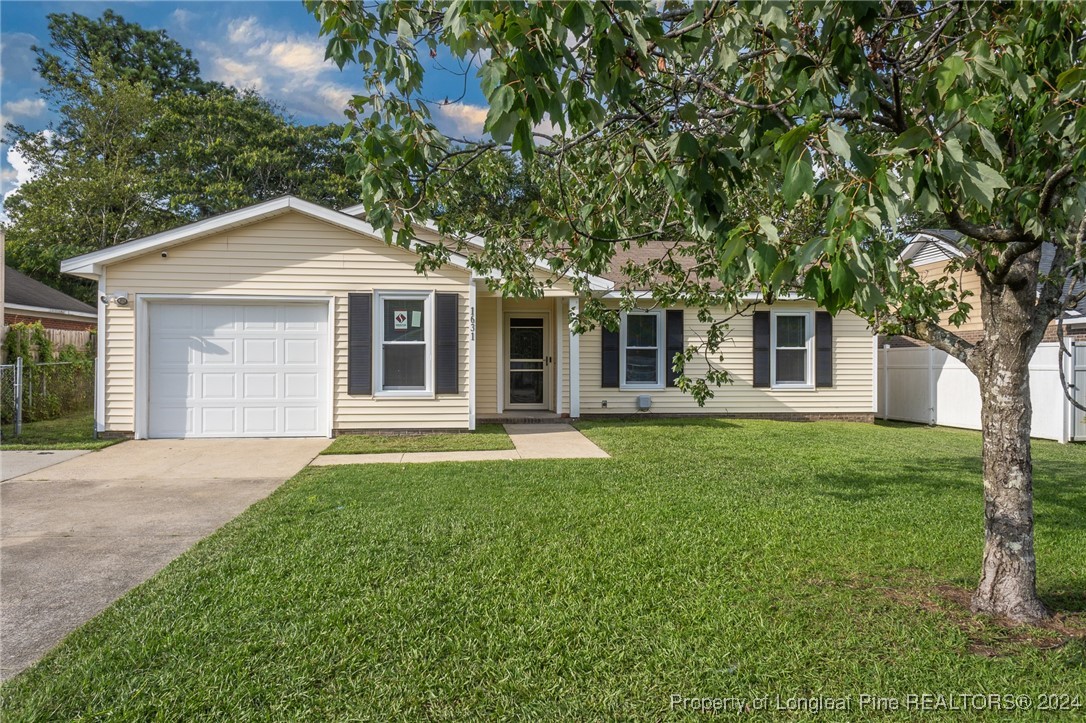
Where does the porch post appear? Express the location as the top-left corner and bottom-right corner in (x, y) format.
(468, 278), (477, 431)
(569, 298), (580, 418)
(556, 298), (564, 417)
(496, 295), (504, 414)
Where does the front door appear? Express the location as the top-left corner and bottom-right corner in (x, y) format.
(506, 315), (549, 409)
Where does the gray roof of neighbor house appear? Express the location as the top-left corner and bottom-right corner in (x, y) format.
(5, 266), (95, 315)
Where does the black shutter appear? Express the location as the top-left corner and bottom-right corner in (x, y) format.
(602, 326), (620, 388)
(753, 311), (770, 388)
(435, 292), (459, 394)
(348, 293), (372, 395)
(665, 310), (684, 387)
(815, 311), (833, 388)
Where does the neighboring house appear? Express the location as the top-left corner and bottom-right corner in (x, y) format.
(4, 265), (97, 331)
(60, 195), (875, 439)
(880, 230), (1086, 442)
(891, 229), (1086, 346)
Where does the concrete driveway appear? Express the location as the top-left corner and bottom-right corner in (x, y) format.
(0, 437), (329, 681)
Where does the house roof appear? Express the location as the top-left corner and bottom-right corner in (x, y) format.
(339, 203), (614, 292)
(5, 265), (96, 317)
(900, 230), (1086, 321)
(61, 196), (614, 292)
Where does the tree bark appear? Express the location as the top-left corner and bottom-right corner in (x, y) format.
(970, 250), (1050, 623)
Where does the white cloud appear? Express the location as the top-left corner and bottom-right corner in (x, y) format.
(170, 8), (195, 31)
(1, 139), (42, 214)
(435, 102), (489, 137)
(208, 56), (265, 92)
(198, 16), (352, 120)
(0, 32), (38, 85)
(1, 97), (47, 127)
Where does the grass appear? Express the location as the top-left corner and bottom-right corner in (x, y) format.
(0, 410), (120, 451)
(321, 423), (514, 454)
(2, 420), (1083, 720)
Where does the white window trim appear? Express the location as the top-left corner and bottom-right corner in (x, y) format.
(619, 309), (665, 390)
(374, 290), (434, 397)
(770, 310), (815, 390)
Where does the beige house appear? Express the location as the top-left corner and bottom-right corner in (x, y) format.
(62, 196), (876, 438)
(894, 230), (1086, 346)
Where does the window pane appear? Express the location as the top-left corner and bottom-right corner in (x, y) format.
(776, 315), (806, 347)
(626, 348), (658, 383)
(626, 314), (657, 348)
(383, 299), (426, 342)
(383, 345), (426, 389)
(775, 349), (807, 383)
(509, 371), (544, 404)
(509, 326), (544, 360)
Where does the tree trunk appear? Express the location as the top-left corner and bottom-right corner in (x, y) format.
(971, 252), (1049, 624)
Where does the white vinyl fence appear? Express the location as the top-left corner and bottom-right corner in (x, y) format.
(877, 341), (1085, 443)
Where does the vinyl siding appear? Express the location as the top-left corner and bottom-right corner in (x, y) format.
(102, 211), (472, 433)
(913, 257), (984, 332)
(475, 296), (499, 415)
(474, 295), (569, 415)
(579, 301), (874, 415)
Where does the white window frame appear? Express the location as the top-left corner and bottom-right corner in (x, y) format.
(770, 310), (815, 389)
(374, 290), (434, 397)
(619, 309), (665, 390)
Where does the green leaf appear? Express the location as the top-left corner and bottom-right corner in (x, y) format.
(893, 126), (931, 151)
(975, 126), (1002, 165)
(782, 154), (814, 206)
(935, 55), (966, 97)
(825, 122), (850, 161)
(757, 215), (779, 244)
(1056, 68), (1086, 92)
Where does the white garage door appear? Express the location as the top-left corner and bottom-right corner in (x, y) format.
(148, 302), (328, 438)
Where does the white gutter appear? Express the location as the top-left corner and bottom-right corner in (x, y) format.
(4, 303), (97, 320)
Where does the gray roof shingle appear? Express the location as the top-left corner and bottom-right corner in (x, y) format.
(5, 266), (95, 315)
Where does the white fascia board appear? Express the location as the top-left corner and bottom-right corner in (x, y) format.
(898, 232), (965, 264)
(61, 196), (473, 279)
(4, 303), (97, 320)
(597, 290), (805, 301)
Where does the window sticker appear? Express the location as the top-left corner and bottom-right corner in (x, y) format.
(394, 310), (408, 330)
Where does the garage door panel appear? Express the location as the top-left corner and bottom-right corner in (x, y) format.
(201, 372), (237, 400)
(284, 373), (318, 399)
(155, 304), (197, 330)
(201, 305), (240, 332)
(243, 407), (279, 434)
(243, 338), (277, 364)
(243, 372), (277, 398)
(284, 339), (318, 365)
(243, 305), (278, 329)
(198, 338), (236, 364)
(284, 406), (319, 434)
(201, 407), (237, 435)
(148, 302), (327, 438)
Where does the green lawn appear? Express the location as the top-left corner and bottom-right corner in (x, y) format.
(2, 420), (1083, 720)
(322, 423), (513, 454)
(0, 411), (120, 450)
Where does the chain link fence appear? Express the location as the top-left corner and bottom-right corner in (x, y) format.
(1, 358), (95, 437)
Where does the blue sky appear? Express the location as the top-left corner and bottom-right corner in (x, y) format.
(1, 1), (489, 208)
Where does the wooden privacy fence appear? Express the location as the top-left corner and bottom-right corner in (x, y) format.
(0, 326), (94, 361)
(877, 341), (1085, 443)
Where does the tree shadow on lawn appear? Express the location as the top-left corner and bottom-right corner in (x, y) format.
(812, 456), (1085, 530)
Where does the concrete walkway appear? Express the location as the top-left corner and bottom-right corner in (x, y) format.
(1, 437), (329, 681)
(310, 423), (609, 466)
(2, 450), (91, 481)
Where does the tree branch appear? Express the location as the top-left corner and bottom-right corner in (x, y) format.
(1038, 164), (1074, 217)
(899, 318), (977, 370)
